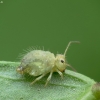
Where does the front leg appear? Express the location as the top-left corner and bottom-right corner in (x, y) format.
(56, 69), (63, 79)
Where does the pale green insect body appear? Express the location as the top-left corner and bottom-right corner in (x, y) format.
(19, 50), (56, 76)
(17, 41), (80, 86)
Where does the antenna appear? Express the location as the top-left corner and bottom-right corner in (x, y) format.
(67, 64), (77, 72)
(64, 41), (80, 56)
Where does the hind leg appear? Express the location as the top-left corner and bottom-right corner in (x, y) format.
(45, 71), (53, 87)
(31, 74), (46, 85)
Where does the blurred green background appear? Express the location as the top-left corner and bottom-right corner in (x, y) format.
(0, 0), (100, 81)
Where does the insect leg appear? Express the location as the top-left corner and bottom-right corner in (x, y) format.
(56, 69), (63, 79)
(31, 74), (46, 85)
(45, 71), (53, 87)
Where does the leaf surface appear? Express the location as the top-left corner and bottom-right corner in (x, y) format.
(0, 61), (96, 100)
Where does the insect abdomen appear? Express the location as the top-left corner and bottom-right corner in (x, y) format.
(18, 50), (56, 76)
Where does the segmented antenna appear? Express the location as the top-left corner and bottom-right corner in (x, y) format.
(64, 41), (80, 56)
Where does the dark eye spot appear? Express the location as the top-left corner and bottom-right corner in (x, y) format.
(61, 60), (64, 63)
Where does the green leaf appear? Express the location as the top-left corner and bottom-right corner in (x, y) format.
(0, 61), (96, 100)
